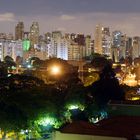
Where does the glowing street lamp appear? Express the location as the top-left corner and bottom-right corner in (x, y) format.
(50, 65), (61, 75)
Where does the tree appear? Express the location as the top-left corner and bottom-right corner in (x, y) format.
(4, 56), (16, 72)
(0, 81), (65, 139)
(0, 61), (8, 78)
(90, 56), (112, 72)
(87, 63), (125, 109)
(0, 102), (27, 139)
(30, 57), (43, 68)
(84, 72), (99, 87)
(7, 74), (45, 90)
(64, 84), (87, 121)
(33, 58), (81, 89)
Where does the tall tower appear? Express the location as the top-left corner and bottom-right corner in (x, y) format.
(111, 31), (123, 62)
(85, 35), (92, 56)
(51, 31), (69, 60)
(52, 31), (62, 57)
(30, 22), (39, 47)
(94, 24), (102, 54)
(102, 27), (111, 57)
(126, 37), (132, 58)
(132, 36), (140, 60)
(15, 22), (24, 40)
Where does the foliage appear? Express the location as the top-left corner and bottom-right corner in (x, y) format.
(91, 55), (112, 72)
(0, 57), (127, 138)
(4, 55), (16, 68)
(33, 58), (80, 92)
(84, 72), (99, 87)
(0, 75), (64, 139)
(121, 84), (139, 100)
(86, 63), (125, 109)
(30, 57), (43, 68)
(0, 61), (8, 78)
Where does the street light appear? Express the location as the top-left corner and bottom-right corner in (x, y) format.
(50, 65), (61, 75)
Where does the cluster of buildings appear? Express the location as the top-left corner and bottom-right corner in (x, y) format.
(0, 22), (140, 63)
(95, 24), (140, 62)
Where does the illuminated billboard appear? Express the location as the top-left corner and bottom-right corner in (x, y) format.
(22, 40), (30, 51)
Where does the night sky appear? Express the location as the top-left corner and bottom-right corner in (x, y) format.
(0, 0), (140, 36)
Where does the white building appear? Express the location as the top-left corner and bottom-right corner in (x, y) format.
(0, 40), (23, 61)
(51, 31), (69, 60)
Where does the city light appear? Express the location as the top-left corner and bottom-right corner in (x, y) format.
(67, 104), (85, 111)
(27, 64), (32, 69)
(123, 73), (137, 87)
(50, 65), (61, 75)
(68, 105), (79, 110)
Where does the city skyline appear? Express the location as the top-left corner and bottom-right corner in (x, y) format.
(0, 0), (140, 36)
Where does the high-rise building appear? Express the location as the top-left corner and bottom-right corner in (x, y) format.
(132, 36), (140, 59)
(51, 31), (62, 57)
(68, 42), (81, 60)
(102, 27), (111, 57)
(51, 31), (69, 60)
(0, 40), (23, 61)
(111, 31), (123, 62)
(85, 35), (92, 56)
(30, 22), (39, 46)
(74, 34), (85, 46)
(44, 32), (52, 59)
(112, 31), (122, 47)
(94, 24), (102, 54)
(126, 37), (132, 58)
(15, 22), (24, 40)
(75, 34), (86, 58)
(45, 32), (52, 44)
(119, 35), (127, 59)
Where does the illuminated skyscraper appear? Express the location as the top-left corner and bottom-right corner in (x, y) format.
(94, 24), (102, 54)
(50, 31), (69, 60)
(119, 35), (127, 59)
(102, 27), (111, 57)
(68, 41), (82, 60)
(85, 35), (92, 56)
(30, 22), (39, 46)
(112, 31), (122, 47)
(111, 31), (123, 62)
(132, 36), (140, 59)
(45, 32), (51, 44)
(52, 31), (62, 57)
(15, 22), (24, 40)
(126, 37), (132, 58)
(44, 32), (52, 59)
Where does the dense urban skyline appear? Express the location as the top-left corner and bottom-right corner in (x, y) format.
(0, 0), (140, 36)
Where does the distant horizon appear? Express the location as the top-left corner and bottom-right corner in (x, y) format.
(1, 0), (140, 37)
